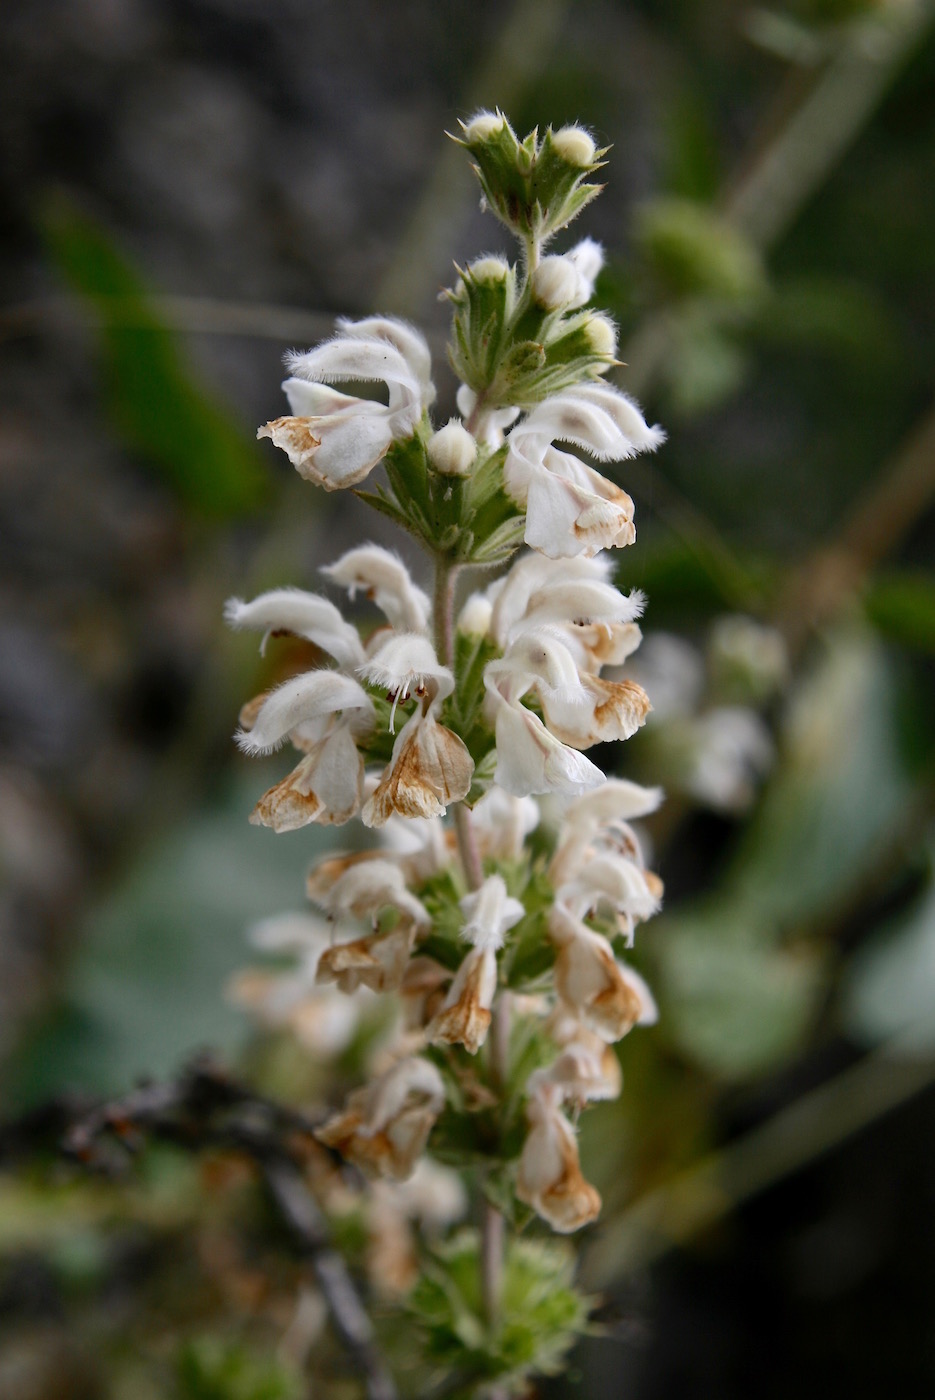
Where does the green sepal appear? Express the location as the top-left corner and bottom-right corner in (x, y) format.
(457, 115), (606, 245)
(407, 1232), (591, 1390)
(447, 259), (519, 390)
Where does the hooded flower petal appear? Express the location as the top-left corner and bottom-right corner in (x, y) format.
(235, 671), (374, 754)
(322, 546), (431, 634)
(224, 589), (366, 669)
(515, 1081), (601, 1233)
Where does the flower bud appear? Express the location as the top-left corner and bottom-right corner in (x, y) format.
(467, 255), (511, 284)
(457, 592), (493, 636)
(583, 313), (617, 357)
(531, 256), (581, 310)
(461, 110), (505, 143)
(427, 420), (476, 477)
(551, 125), (597, 167)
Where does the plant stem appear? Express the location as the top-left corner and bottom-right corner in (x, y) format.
(433, 552), (457, 672)
(432, 552), (507, 1338)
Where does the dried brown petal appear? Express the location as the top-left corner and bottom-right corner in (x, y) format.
(362, 711), (473, 827)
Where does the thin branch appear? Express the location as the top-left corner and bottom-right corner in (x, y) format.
(262, 1153), (398, 1400)
(0, 1060), (397, 1400)
(775, 398), (935, 652)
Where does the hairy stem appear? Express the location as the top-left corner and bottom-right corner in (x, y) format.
(432, 551), (507, 1336)
(433, 552), (457, 671)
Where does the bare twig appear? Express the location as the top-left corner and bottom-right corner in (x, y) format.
(0, 1060), (397, 1400)
(263, 1153), (397, 1400)
(776, 399), (935, 652)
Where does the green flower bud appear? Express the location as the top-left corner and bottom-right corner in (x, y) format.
(461, 109), (506, 143)
(583, 312), (617, 358)
(551, 125), (597, 167)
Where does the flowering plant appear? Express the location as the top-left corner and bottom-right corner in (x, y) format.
(228, 112), (666, 1395)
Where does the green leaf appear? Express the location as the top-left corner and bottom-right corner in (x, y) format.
(5, 774), (336, 1108)
(841, 844), (935, 1052)
(659, 913), (824, 1079)
(43, 197), (268, 518)
(865, 573), (935, 654)
(726, 628), (918, 926)
(407, 1231), (589, 1387)
(178, 1337), (304, 1400)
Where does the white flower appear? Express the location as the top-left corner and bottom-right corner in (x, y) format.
(515, 1079), (601, 1233)
(471, 788), (540, 862)
(425, 946), (498, 1055)
(683, 706), (775, 813)
(235, 671), (375, 830)
(490, 626), (651, 751)
(317, 1056), (446, 1181)
(258, 317), (433, 490)
(550, 778), (663, 885)
(558, 848), (661, 942)
(235, 671), (374, 755)
(481, 551), (645, 685)
(322, 545), (431, 634)
(549, 904), (657, 1041)
(316, 925), (416, 995)
(503, 383), (665, 558)
(459, 874), (525, 951)
(224, 589), (366, 669)
(545, 1009), (623, 1104)
(484, 684), (604, 797)
(311, 857), (430, 932)
(425, 876), (523, 1055)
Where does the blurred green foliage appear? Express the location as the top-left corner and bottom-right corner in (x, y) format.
(44, 198), (269, 518)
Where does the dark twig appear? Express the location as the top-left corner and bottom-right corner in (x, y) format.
(262, 1153), (398, 1400)
(0, 1058), (397, 1400)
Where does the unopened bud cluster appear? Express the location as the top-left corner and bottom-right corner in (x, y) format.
(227, 114), (667, 1387)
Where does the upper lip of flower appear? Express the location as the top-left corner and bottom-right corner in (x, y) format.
(235, 670), (374, 754)
(359, 633), (454, 729)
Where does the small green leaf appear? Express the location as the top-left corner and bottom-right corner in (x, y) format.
(43, 197), (268, 518)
